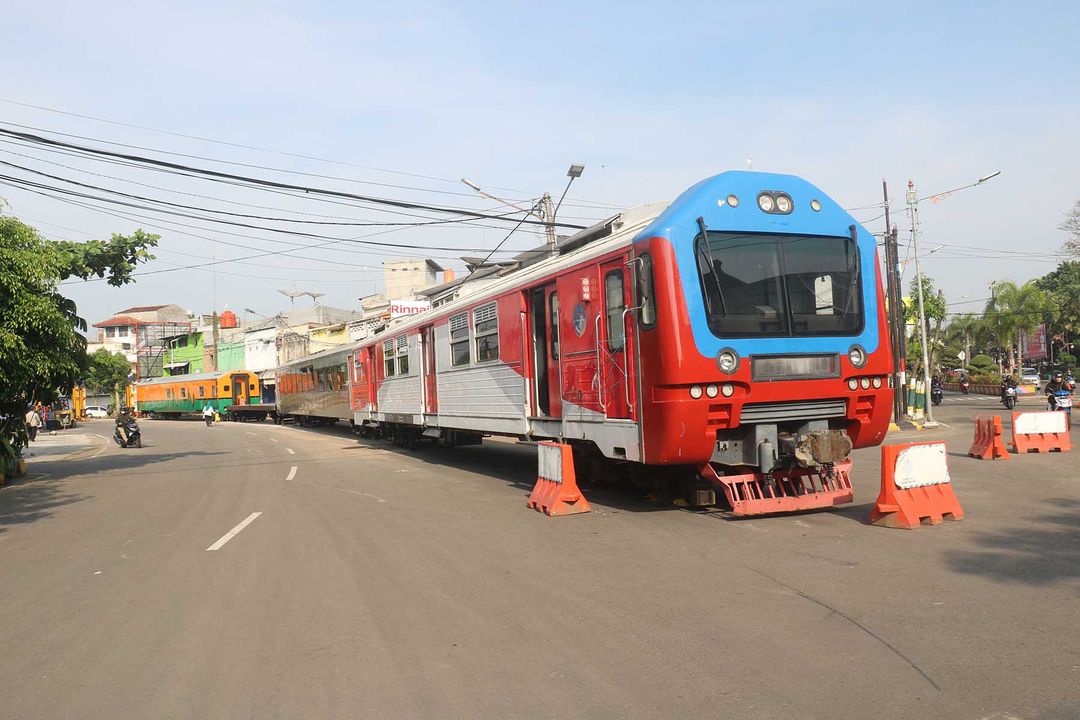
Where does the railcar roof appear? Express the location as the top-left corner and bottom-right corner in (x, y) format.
(137, 370), (251, 386)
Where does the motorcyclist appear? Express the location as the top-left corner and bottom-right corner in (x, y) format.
(1000, 373), (1018, 400)
(115, 406), (134, 445)
(1045, 371), (1068, 409)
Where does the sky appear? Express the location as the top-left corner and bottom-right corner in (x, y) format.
(1, 0), (1078, 329)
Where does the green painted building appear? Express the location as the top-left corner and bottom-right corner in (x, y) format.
(162, 329), (246, 376)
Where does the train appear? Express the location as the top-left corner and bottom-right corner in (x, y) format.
(151, 171), (893, 515)
(135, 369), (261, 419)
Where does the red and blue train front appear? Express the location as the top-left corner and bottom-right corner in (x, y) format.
(634, 171), (892, 514)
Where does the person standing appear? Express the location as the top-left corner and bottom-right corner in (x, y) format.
(203, 403), (215, 427)
(25, 406), (42, 442)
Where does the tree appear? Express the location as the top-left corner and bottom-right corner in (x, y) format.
(903, 275), (948, 374)
(86, 348), (133, 411)
(984, 280), (1053, 373)
(1034, 261), (1080, 359)
(0, 213), (156, 470)
(1060, 200), (1080, 256)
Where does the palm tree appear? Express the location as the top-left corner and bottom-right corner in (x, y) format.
(984, 280), (1054, 374)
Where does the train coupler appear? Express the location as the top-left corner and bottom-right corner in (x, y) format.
(699, 459), (854, 516)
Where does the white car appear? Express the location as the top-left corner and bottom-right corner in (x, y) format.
(1021, 367), (1040, 386)
(85, 406), (109, 418)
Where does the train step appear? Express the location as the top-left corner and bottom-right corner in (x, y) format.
(699, 460), (854, 516)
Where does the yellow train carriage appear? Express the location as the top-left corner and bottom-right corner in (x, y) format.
(136, 370), (260, 418)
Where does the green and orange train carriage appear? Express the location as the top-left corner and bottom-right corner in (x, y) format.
(135, 370), (261, 419)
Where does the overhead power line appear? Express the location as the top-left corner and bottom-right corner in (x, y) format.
(0, 125), (590, 231)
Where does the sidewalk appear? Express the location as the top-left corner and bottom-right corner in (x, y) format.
(22, 428), (108, 463)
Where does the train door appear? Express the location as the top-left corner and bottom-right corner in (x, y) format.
(599, 258), (636, 420)
(529, 284), (561, 416)
(231, 375), (249, 405)
(421, 325), (438, 414)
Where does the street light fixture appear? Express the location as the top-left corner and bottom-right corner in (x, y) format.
(907, 170), (1001, 426)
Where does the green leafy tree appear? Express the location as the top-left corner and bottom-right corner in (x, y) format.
(1034, 261), (1080, 360)
(0, 214), (155, 469)
(903, 276), (948, 374)
(86, 348), (133, 411)
(984, 280), (1054, 373)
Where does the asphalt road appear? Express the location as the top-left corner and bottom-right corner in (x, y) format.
(0, 398), (1077, 720)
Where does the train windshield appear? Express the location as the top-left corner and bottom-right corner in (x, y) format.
(695, 231), (862, 338)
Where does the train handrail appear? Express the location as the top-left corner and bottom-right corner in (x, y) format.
(621, 307), (635, 413)
(594, 313), (605, 413)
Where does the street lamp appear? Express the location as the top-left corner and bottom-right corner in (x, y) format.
(553, 163), (586, 219)
(907, 170), (1001, 426)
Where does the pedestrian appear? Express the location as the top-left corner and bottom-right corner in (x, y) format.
(25, 405), (42, 442)
(203, 403), (214, 427)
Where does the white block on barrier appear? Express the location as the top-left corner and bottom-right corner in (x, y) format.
(1014, 411), (1067, 435)
(894, 443), (951, 489)
(537, 443), (564, 483)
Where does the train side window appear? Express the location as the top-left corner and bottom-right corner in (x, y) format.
(637, 253), (656, 328)
(198, 386), (205, 398)
(449, 312), (470, 367)
(383, 339), (396, 377)
(605, 271), (626, 352)
(166, 389), (172, 400)
(549, 293), (560, 360)
(397, 336), (410, 375)
(181, 386), (188, 399)
(474, 303), (499, 362)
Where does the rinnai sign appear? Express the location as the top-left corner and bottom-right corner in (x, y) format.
(390, 300), (432, 318)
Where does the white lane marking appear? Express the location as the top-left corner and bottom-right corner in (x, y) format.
(286, 466), (297, 481)
(245, 431), (257, 436)
(206, 512), (263, 551)
(270, 438), (280, 444)
(300, 480), (385, 503)
(287, 448), (295, 455)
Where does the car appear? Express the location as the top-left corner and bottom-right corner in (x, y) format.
(1021, 367), (1040, 386)
(85, 406), (109, 418)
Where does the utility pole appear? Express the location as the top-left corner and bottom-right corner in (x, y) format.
(541, 192), (557, 254)
(882, 179), (906, 422)
(907, 180), (936, 425)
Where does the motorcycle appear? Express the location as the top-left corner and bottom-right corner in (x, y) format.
(930, 383), (943, 406)
(113, 418), (142, 448)
(1002, 385), (1017, 411)
(1049, 390), (1073, 426)
(960, 378), (970, 395)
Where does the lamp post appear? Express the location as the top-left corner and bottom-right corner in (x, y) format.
(462, 163), (585, 255)
(905, 170), (1001, 425)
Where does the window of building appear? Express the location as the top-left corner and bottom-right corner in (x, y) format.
(637, 254), (656, 328)
(474, 303), (499, 362)
(105, 327), (116, 338)
(449, 312), (470, 367)
(397, 335), (410, 375)
(605, 271), (626, 352)
(384, 339), (396, 377)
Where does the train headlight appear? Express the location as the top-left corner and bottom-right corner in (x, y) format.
(810, 199), (822, 212)
(848, 345), (867, 369)
(848, 378), (859, 391)
(872, 377), (882, 389)
(860, 377), (871, 390)
(727, 194), (739, 207)
(757, 193), (775, 212)
(689, 385), (703, 399)
(705, 384), (719, 398)
(775, 194), (793, 213)
(716, 348), (739, 374)
(721, 383), (735, 397)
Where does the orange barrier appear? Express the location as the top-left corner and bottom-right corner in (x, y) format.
(527, 442), (591, 517)
(967, 414), (1010, 460)
(870, 441), (964, 529)
(1010, 411), (1072, 454)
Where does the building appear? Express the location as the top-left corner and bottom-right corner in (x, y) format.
(90, 304), (193, 378)
(383, 258), (443, 299)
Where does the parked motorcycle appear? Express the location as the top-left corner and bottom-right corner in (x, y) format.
(960, 377), (970, 395)
(113, 418), (142, 448)
(1002, 385), (1017, 411)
